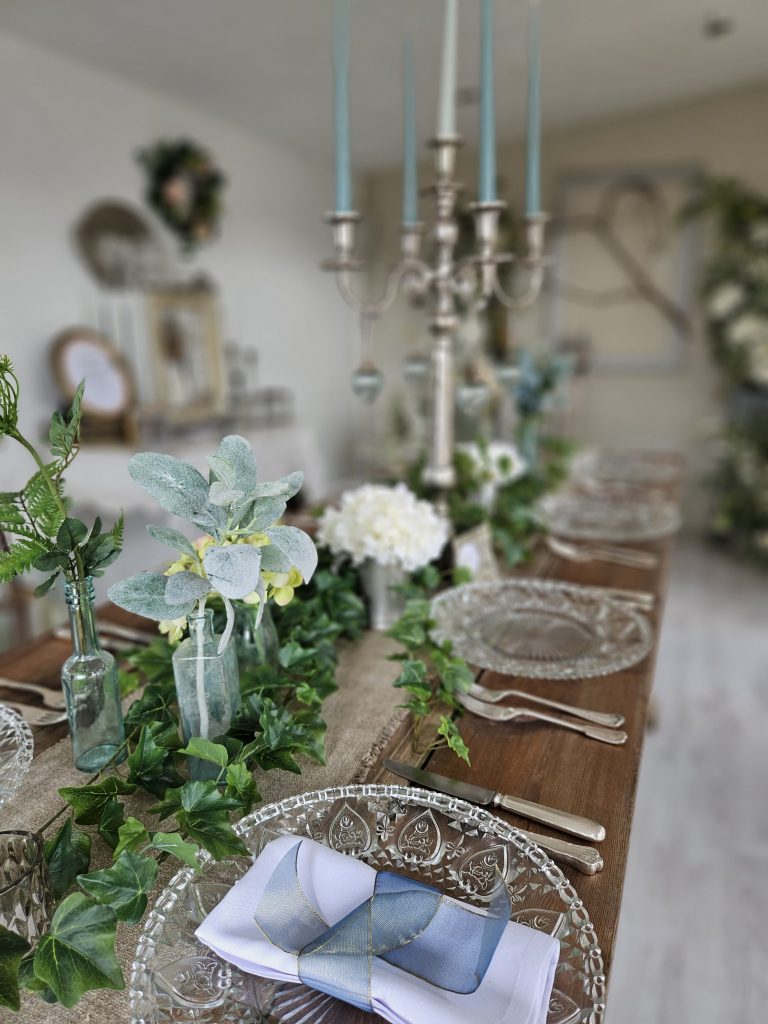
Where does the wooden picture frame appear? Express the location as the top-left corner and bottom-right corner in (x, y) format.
(146, 290), (226, 423)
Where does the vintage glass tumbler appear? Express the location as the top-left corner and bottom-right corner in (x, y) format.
(0, 831), (54, 944)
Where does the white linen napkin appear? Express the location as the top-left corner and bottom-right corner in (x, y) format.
(196, 834), (559, 1024)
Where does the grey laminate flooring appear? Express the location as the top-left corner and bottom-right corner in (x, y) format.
(608, 540), (768, 1022)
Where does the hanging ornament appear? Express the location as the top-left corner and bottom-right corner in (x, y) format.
(351, 362), (384, 403)
(403, 351), (430, 385)
(496, 361), (522, 391)
(455, 380), (490, 417)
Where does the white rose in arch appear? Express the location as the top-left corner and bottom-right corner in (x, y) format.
(707, 282), (744, 321)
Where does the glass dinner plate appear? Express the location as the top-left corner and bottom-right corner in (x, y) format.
(537, 492), (681, 543)
(0, 704), (34, 811)
(130, 785), (605, 1024)
(430, 579), (653, 680)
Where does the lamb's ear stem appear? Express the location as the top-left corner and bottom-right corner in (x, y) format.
(219, 595), (235, 655)
(253, 576), (266, 629)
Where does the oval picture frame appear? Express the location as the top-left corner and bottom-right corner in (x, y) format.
(50, 327), (135, 419)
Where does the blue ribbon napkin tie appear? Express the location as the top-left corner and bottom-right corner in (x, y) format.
(253, 842), (511, 1012)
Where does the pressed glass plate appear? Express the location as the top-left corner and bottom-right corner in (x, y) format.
(130, 785), (605, 1024)
(431, 580), (653, 680)
(0, 705), (34, 811)
(537, 492), (681, 543)
(571, 449), (683, 487)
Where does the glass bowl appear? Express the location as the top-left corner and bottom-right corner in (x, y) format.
(130, 785), (605, 1024)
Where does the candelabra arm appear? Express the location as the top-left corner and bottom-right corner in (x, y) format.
(333, 260), (413, 319)
(491, 212), (550, 311)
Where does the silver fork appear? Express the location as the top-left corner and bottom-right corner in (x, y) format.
(2, 701), (68, 727)
(547, 535), (659, 570)
(468, 681), (625, 728)
(457, 691), (627, 745)
(0, 678), (67, 711)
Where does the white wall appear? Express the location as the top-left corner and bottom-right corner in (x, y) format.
(0, 30), (358, 490)
(363, 80), (768, 495)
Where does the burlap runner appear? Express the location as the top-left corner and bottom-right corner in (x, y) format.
(10, 631), (406, 1023)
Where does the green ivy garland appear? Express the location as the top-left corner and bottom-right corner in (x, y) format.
(137, 139), (226, 252)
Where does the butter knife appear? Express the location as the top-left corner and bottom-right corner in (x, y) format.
(383, 758), (605, 843)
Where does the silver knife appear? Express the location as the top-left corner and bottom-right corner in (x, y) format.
(383, 758), (605, 843)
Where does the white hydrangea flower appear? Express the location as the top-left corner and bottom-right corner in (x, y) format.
(317, 483), (449, 572)
(707, 282), (743, 321)
(727, 313), (768, 347)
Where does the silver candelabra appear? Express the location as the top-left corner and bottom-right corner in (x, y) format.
(323, 135), (548, 505)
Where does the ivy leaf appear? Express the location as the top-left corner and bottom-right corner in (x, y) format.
(114, 817), (150, 858)
(179, 737), (229, 768)
(18, 952), (57, 1003)
(264, 526), (317, 583)
(43, 820), (93, 899)
(165, 570), (211, 605)
(59, 777), (136, 825)
(224, 762), (261, 815)
(149, 833), (200, 870)
(108, 572), (197, 621)
(78, 851), (158, 925)
(33, 894), (123, 1007)
(0, 925), (30, 1011)
(125, 682), (176, 728)
(203, 544), (262, 599)
(97, 799), (126, 850)
(126, 724), (184, 797)
(437, 716), (471, 765)
(392, 659), (428, 689)
(146, 524), (197, 559)
(149, 780), (248, 859)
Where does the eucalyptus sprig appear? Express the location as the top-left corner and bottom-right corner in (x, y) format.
(0, 356), (123, 590)
(108, 434), (318, 651)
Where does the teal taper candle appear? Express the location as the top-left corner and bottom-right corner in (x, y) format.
(525, 0), (542, 215)
(478, 0), (496, 202)
(333, 0), (352, 212)
(402, 39), (419, 224)
(437, 0), (458, 138)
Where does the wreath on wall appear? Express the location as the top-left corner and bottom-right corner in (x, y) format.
(681, 176), (768, 563)
(137, 139), (226, 252)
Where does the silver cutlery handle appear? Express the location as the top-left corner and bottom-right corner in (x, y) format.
(0, 678), (67, 710)
(519, 829), (604, 875)
(520, 692), (624, 729)
(523, 708), (628, 745)
(495, 793), (605, 842)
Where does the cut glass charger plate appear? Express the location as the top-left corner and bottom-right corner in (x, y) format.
(571, 449), (684, 487)
(537, 492), (681, 543)
(431, 579), (653, 680)
(0, 704), (34, 810)
(130, 785), (606, 1024)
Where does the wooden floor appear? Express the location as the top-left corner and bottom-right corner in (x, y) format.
(608, 540), (768, 1022)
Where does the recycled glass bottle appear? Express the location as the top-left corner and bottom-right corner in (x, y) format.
(61, 578), (125, 772)
(172, 609), (240, 780)
(234, 603), (279, 672)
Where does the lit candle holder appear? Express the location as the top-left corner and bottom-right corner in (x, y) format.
(525, 0), (542, 216)
(478, 0), (497, 203)
(333, 0), (352, 212)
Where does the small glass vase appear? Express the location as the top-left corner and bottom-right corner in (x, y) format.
(518, 415), (540, 469)
(359, 560), (407, 631)
(234, 602), (279, 673)
(172, 609), (240, 780)
(62, 578), (125, 772)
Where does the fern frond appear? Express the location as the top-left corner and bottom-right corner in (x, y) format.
(0, 491), (27, 533)
(110, 513), (125, 548)
(0, 537), (48, 582)
(21, 468), (65, 539)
